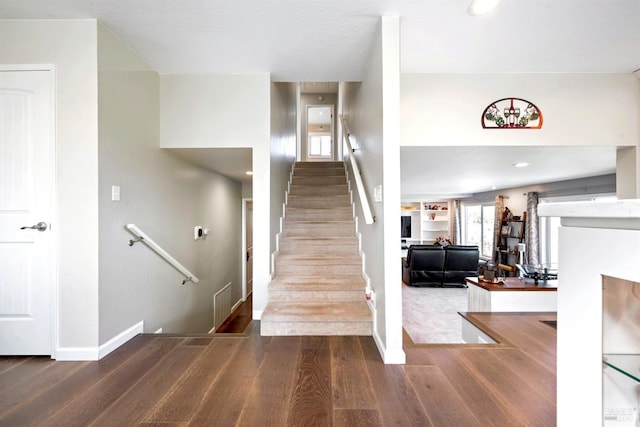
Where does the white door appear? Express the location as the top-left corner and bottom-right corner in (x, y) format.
(0, 69), (54, 355)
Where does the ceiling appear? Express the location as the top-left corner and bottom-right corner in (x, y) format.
(400, 146), (617, 198)
(1, 0), (636, 190)
(2, 0), (638, 79)
(167, 148), (253, 184)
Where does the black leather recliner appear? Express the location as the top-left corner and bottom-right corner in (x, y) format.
(444, 245), (481, 285)
(402, 244), (479, 287)
(402, 245), (445, 287)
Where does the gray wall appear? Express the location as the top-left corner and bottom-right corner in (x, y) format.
(341, 17), (404, 363)
(97, 24), (242, 341)
(270, 83), (297, 259)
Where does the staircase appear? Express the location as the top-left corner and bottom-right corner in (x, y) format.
(260, 161), (372, 336)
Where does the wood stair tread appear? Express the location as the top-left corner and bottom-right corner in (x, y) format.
(276, 254), (361, 262)
(269, 278), (364, 291)
(262, 301), (370, 321)
(262, 161), (371, 337)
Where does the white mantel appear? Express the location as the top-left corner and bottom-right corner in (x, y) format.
(538, 199), (640, 427)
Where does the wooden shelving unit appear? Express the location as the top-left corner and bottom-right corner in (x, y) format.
(496, 211), (526, 275)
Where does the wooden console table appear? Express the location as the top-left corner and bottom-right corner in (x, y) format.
(465, 276), (557, 312)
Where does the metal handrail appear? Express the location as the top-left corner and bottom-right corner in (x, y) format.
(125, 224), (199, 284)
(339, 115), (375, 224)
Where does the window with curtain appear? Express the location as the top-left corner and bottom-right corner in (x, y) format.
(462, 203), (495, 258)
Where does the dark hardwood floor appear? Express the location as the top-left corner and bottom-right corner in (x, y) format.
(0, 311), (556, 426)
(215, 294), (253, 334)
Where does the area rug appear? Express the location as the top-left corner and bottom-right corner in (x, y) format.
(402, 285), (467, 344)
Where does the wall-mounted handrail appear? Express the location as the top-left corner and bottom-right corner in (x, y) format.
(339, 115), (375, 224)
(126, 224), (199, 284)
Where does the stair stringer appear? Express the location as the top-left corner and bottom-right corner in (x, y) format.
(270, 164), (295, 281)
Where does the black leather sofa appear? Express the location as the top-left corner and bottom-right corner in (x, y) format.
(402, 245), (479, 287)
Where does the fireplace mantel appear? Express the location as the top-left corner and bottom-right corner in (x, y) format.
(539, 199), (640, 427)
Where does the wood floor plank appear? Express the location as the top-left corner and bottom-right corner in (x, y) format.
(0, 335), (157, 426)
(358, 337), (433, 427)
(0, 356), (53, 392)
(187, 333), (271, 426)
(330, 336), (376, 410)
(139, 422), (187, 427)
(0, 357), (32, 376)
(333, 409), (383, 427)
(37, 337), (182, 427)
(425, 348), (529, 426)
(235, 336), (301, 426)
(145, 338), (240, 423)
(89, 344), (205, 427)
(0, 358), (87, 417)
(491, 346), (556, 395)
(458, 348), (556, 425)
(285, 337), (332, 427)
(405, 365), (482, 426)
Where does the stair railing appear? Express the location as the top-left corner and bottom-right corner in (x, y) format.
(339, 114), (375, 224)
(126, 224), (200, 285)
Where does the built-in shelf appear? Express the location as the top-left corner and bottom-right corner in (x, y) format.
(401, 200), (451, 245)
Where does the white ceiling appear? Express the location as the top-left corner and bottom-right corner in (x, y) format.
(167, 148), (253, 184)
(400, 146), (617, 198)
(1, 0), (636, 189)
(2, 0), (638, 79)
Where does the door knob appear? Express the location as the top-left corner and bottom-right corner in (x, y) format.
(20, 222), (48, 232)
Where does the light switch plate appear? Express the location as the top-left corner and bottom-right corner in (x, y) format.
(374, 185), (382, 202)
(111, 185), (120, 201)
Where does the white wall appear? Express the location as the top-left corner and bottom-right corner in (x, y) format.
(401, 73), (640, 148)
(0, 20), (100, 350)
(159, 74), (272, 318)
(342, 17), (405, 364)
(270, 83), (297, 257)
(97, 24), (242, 340)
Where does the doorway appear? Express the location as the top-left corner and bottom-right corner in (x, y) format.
(242, 199), (253, 301)
(306, 105), (334, 161)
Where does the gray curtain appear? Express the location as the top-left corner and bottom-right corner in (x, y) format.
(493, 195), (505, 262)
(451, 199), (461, 244)
(525, 192), (540, 265)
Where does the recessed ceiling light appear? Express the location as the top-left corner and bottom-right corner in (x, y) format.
(513, 162), (529, 168)
(246, 171), (253, 175)
(468, 0), (502, 16)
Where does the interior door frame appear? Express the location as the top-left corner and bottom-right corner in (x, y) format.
(241, 197), (253, 302)
(0, 64), (58, 357)
(306, 104), (334, 161)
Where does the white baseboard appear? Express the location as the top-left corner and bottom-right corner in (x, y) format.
(253, 309), (263, 320)
(231, 298), (243, 313)
(55, 321), (144, 361)
(372, 330), (406, 364)
(55, 347), (100, 361)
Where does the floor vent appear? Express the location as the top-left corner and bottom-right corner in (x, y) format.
(213, 282), (233, 331)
